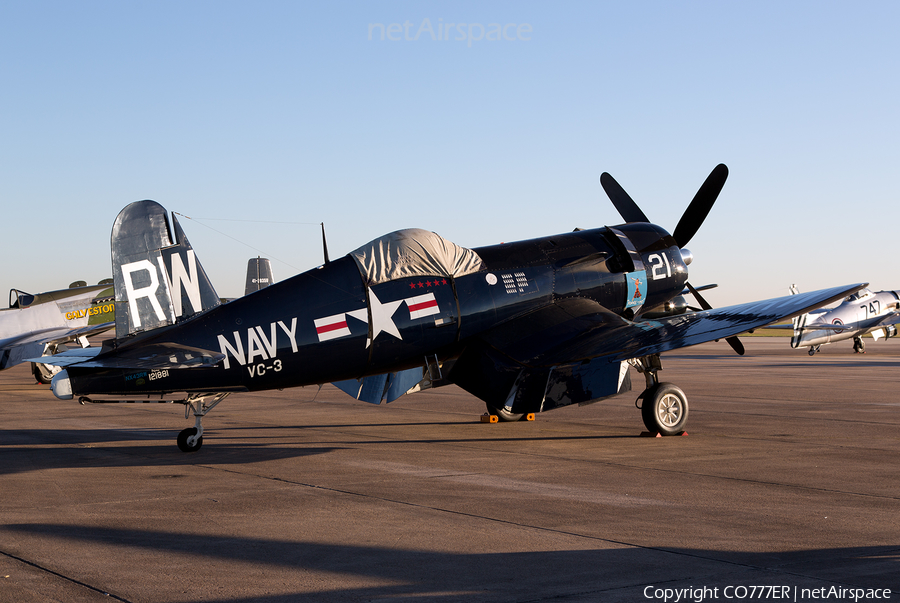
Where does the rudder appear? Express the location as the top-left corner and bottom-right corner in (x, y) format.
(112, 200), (220, 337)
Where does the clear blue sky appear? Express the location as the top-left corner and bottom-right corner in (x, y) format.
(2, 1), (897, 304)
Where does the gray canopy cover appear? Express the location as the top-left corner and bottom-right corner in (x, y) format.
(350, 228), (485, 286)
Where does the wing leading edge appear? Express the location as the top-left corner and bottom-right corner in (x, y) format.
(536, 283), (868, 365)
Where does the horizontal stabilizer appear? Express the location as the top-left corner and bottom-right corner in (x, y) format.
(26, 346), (103, 367)
(30, 341), (223, 370)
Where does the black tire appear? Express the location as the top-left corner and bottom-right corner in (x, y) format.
(177, 427), (203, 452)
(32, 362), (55, 384)
(640, 383), (688, 435)
(485, 403), (524, 422)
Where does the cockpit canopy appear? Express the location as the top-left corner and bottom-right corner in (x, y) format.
(845, 288), (873, 302)
(350, 228), (485, 286)
(9, 289), (35, 309)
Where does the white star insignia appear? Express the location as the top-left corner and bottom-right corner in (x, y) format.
(364, 290), (404, 347)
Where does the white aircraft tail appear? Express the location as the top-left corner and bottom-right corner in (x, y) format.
(789, 284), (805, 349)
(111, 200), (220, 338)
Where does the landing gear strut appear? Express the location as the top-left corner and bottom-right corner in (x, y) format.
(808, 345), (820, 356)
(177, 392), (229, 452)
(631, 355), (689, 435)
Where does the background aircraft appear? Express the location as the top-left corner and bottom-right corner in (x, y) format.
(39, 165), (863, 451)
(770, 286), (900, 355)
(244, 257), (274, 296)
(218, 258), (276, 303)
(2, 281), (114, 382)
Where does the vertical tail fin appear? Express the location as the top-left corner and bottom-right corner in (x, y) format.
(244, 257), (274, 296)
(789, 284), (805, 349)
(112, 200), (220, 338)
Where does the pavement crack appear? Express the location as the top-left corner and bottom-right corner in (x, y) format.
(0, 549), (134, 602)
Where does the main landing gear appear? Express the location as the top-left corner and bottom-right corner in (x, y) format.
(808, 345), (820, 356)
(630, 355), (689, 436)
(485, 403), (524, 422)
(177, 392), (230, 452)
(853, 336), (866, 354)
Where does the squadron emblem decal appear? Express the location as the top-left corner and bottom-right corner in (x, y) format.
(625, 270), (648, 310)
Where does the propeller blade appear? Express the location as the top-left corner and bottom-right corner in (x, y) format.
(684, 282), (712, 310)
(685, 281), (744, 355)
(672, 163), (728, 248)
(724, 335), (745, 356)
(600, 172), (649, 223)
(681, 283), (717, 295)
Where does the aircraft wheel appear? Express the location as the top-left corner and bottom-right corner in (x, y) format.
(177, 427), (203, 452)
(32, 362), (55, 384)
(853, 339), (865, 353)
(485, 403), (524, 422)
(808, 348), (816, 356)
(640, 383), (688, 436)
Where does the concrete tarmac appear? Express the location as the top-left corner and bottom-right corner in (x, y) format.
(1, 339), (898, 602)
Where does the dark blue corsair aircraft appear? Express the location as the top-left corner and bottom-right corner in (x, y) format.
(38, 165), (863, 451)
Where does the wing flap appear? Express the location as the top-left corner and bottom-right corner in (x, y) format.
(448, 338), (631, 414)
(333, 366), (426, 404)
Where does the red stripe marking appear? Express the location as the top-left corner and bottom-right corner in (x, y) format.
(408, 300), (438, 313)
(316, 320), (348, 334)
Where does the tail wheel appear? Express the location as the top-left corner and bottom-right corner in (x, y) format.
(177, 427), (203, 452)
(640, 383), (688, 435)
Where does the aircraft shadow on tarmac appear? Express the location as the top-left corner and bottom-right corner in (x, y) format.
(5, 524), (899, 601)
(220, 423), (636, 443)
(0, 423), (636, 475)
(0, 429), (339, 474)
